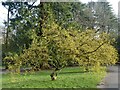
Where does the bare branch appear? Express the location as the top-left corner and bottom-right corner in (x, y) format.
(82, 41), (107, 55)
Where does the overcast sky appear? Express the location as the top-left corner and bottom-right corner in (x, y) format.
(0, 0), (119, 26)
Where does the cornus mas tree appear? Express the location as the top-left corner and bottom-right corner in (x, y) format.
(2, 1), (118, 80)
(5, 22), (117, 80)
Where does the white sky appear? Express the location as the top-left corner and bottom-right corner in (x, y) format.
(0, 0), (119, 26)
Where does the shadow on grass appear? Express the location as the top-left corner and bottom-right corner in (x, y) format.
(59, 71), (88, 74)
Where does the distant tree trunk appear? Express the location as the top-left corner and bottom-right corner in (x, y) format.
(107, 25), (110, 34)
(6, 6), (10, 49)
(37, 0), (44, 36)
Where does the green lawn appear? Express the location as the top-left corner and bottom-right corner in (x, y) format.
(1, 67), (106, 88)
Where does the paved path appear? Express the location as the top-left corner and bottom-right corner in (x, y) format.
(97, 65), (119, 89)
(0, 69), (6, 74)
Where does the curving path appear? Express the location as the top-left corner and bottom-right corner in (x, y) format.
(97, 65), (120, 89)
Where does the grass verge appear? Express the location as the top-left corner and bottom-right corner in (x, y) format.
(2, 66), (106, 88)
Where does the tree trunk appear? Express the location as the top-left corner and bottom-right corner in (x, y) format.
(50, 70), (57, 81)
(37, 1), (43, 36)
(6, 6), (10, 50)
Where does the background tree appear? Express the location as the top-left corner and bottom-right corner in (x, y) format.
(2, 2), (39, 54)
(86, 1), (118, 35)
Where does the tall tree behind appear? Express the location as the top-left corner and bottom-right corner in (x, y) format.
(87, 1), (118, 35)
(2, 2), (40, 54)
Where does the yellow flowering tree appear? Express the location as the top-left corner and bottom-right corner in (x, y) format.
(4, 22), (118, 80)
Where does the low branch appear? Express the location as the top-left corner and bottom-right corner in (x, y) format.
(28, 1), (36, 10)
(82, 41), (107, 55)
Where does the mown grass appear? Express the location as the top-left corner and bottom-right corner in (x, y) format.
(1, 66), (106, 88)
